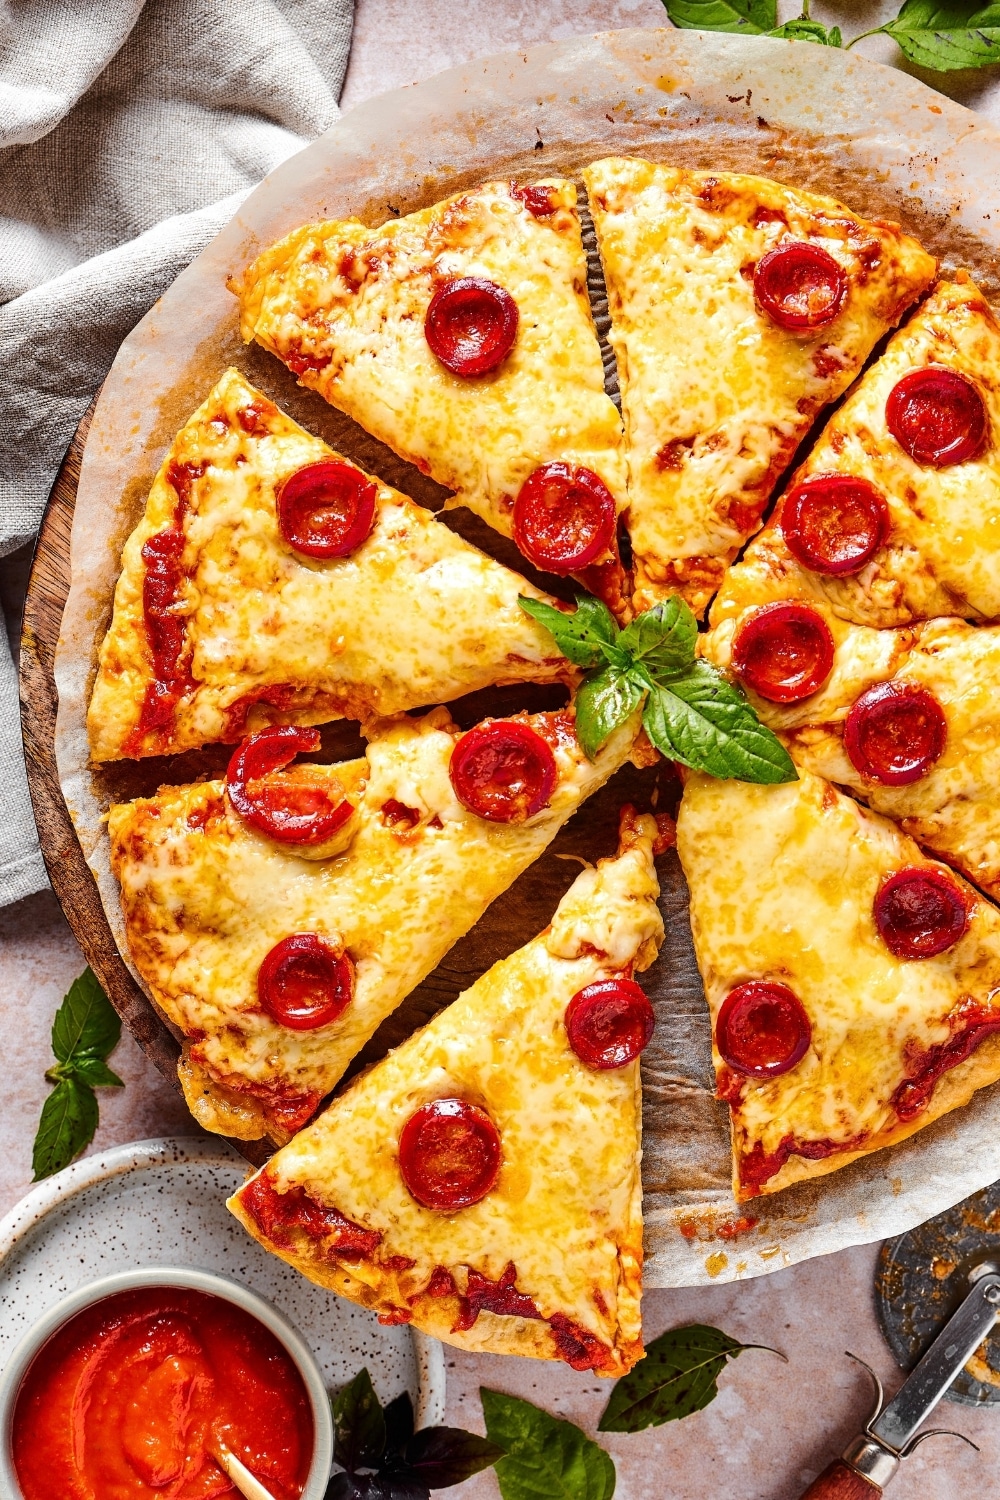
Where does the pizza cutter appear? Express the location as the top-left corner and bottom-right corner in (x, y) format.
(797, 1179), (1000, 1498)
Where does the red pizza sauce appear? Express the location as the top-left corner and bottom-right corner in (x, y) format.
(11, 1286), (314, 1500)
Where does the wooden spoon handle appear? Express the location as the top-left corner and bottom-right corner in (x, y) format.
(797, 1461), (883, 1499)
(210, 1441), (278, 1500)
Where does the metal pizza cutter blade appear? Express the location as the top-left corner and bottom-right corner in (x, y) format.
(795, 1179), (1000, 1498)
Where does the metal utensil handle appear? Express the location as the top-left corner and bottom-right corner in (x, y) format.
(797, 1461), (883, 1498)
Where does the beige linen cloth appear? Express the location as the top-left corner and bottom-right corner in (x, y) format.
(0, 0), (354, 906)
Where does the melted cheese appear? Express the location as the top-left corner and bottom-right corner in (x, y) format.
(228, 816), (663, 1375)
(677, 770), (1000, 1199)
(108, 706), (643, 1141)
(583, 158), (936, 615)
(705, 528), (1000, 900)
(89, 368), (573, 761)
(783, 277), (1000, 626)
(235, 180), (627, 549)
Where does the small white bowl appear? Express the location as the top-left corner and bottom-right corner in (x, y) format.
(0, 1264), (334, 1500)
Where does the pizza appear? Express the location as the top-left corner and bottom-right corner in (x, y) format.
(677, 767), (1000, 1200)
(754, 275), (1000, 630)
(582, 157), (937, 616)
(108, 704), (643, 1144)
(88, 368), (575, 762)
(233, 178), (631, 615)
(228, 808), (664, 1375)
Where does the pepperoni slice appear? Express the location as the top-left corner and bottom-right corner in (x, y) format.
(716, 981), (812, 1078)
(753, 242), (847, 330)
(874, 868), (969, 960)
(781, 473), (890, 576)
(510, 182), (557, 218)
(844, 682), (947, 786)
(398, 1099), (502, 1210)
(565, 978), (655, 1070)
(276, 461), (377, 560)
(886, 367), (988, 468)
(512, 463), (617, 574)
(258, 934), (354, 1029)
(732, 602), (835, 703)
(424, 277), (518, 377)
(227, 726), (355, 844)
(449, 720), (557, 823)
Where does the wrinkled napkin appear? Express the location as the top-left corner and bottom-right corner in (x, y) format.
(0, 0), (354, 906)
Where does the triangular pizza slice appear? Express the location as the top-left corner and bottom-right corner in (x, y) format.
(234, 179), (631, 614)
(108, 704), (643, 1144)
(583, 157), (936, 615)
(677, 768), (1000, 1200)
(228, 809), (664, 1376)
(750, 274), (1000, 628)
(89, 368), (575, 761)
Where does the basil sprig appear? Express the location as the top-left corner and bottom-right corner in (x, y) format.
(32, 968), (124, 1181)
(328, 1369), (503, 1499)
(663, 0), (1000, 68)
(599, 1324), (785, 1433)
(519, 594), (796, 784)
(482, 1390), (616, 1500)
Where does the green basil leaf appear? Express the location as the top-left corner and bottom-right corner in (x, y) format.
(598, 1325), (782, 1432)
(574, 666), (644, 761)
(32, 1076), (99, 1181)
(51, 968), (121, 1065)
(617, 598), (697, 679)
(664, 0), (777, 33)
(334, 1369), (386, 1474)
(880, 0), (1000, 69)
(641, 662), (798, 784)
(401, 1427), (505, 1488)
(518, 595), (619, 670)
(481, 1390), (615, 1500)
(67, 1055), (125, 1089)
(768, 16), (842, 41)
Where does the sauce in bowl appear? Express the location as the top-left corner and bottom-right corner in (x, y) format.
(11, 1285), (314, 1500)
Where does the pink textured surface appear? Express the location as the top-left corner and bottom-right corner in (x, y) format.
(6, 3), (1000, 1495)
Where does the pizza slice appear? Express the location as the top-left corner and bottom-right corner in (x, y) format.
(749, 274), (1000, 628)
(582, 157), (937, 615)
(704, 504), (1000, 902)
(108, 703), (643, 1144)
(677, 767), (1000, 1200)
(233, 179), (631, 614)
(88, 368), (575, 761)
(228, 808), (665, 1376)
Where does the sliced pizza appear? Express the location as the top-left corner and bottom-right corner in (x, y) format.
(704, 492), (1000, 902)
(757, 275), (1000, 630)
(89, 368), (575, 762)
(228, 808), (664, 1375)
(677, 767), (1000, 1200)
(108, 703), (642, 1144)
(233, 179), (631, 614)
(582, 157), (937, 615)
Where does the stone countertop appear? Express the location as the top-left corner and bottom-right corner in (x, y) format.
(4, 2), (1000, 1494)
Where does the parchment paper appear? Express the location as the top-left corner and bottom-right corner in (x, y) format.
(54, 27), (1000, 1288)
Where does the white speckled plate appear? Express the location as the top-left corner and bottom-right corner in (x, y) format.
(0, 1137), (445, 1425)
